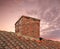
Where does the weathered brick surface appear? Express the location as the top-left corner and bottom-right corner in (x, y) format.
(15, 16), (40, 39)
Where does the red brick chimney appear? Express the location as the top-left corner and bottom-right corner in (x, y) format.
(15, 15), (40, 40)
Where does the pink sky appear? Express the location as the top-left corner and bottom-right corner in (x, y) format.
(0, 0), (60, 41)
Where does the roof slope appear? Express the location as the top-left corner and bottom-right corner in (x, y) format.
(0, 31), (60, 49)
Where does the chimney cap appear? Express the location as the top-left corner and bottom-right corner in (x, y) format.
(15, 15), (40, 25)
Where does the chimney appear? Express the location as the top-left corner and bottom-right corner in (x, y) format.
(15, 15), (40, 40)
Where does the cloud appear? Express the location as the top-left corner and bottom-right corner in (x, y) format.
(41, 30), (60, 41)
(0, 0), (60, 41)
(8, 0), (60, 41)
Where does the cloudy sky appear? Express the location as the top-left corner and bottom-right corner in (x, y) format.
(0, 0), (60, 41)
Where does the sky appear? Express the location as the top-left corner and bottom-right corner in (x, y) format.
(0, 0), (60, 41)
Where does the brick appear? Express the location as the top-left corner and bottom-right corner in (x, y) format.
(15, 16), (40, 39)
